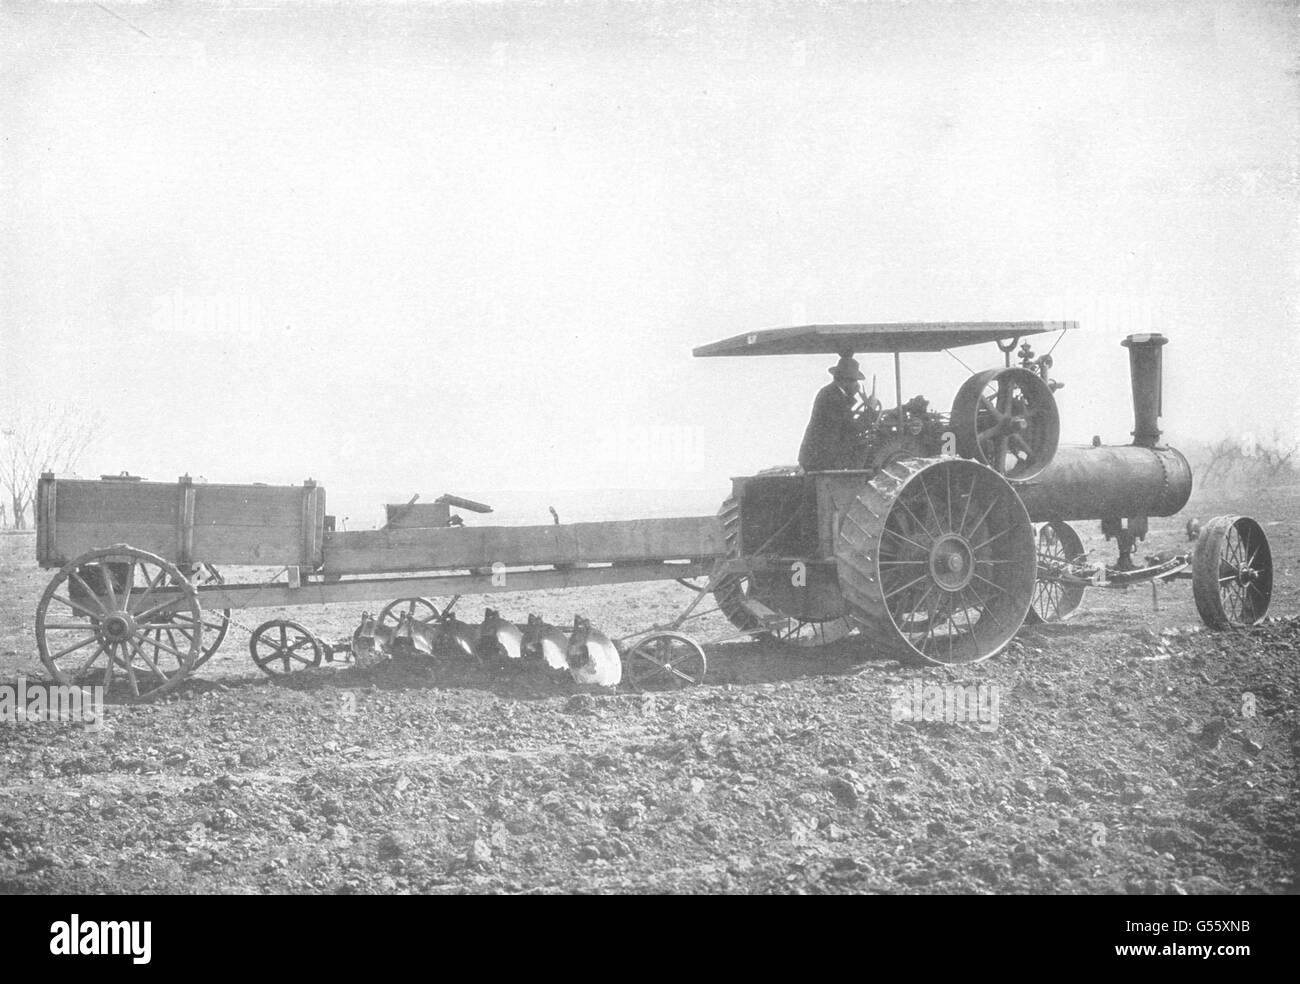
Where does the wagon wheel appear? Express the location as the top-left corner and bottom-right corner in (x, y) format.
(1192, 516), (1272, 629)
(712, 496), (855, 648)
(836, 457), (1036, 665)
(139, 564), (230, 671)
(624, 632), (707, 690)
(249, 619), (323, 676)
(951, 367), (1059, 480)
(36, 544), (201, 702)
(378, 597), (443, 628)
(1024, 521), (1087, 624)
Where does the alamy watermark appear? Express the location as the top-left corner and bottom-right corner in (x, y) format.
(50, 915), (151, 965)
(0, 676), (104, 730)
(149, 286), (268, 337)
(890, 680), (1001, 732)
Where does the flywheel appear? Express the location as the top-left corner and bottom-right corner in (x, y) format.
(836, 457), (1036, 664)
(951, 367), (1059, 480)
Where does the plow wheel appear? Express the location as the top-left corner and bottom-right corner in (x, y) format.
(951, 367), (1059, 480)
(36, 545), (201, 701)
(836, 458), (1036, 665)
(624, 632), (707, 690)
(1193, 516), (1272, 628)
(140, 564), (230, 671)
(712, 496), (854, 648)
(249, 619), (323, 676)
(1025, 521), (1087, 624)
(379, 595), (444, 626)
(378, 597), (443, 628)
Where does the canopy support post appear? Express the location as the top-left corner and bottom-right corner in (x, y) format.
(893, 351), (902, 427)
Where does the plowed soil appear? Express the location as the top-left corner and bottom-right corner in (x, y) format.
(1, 487), (1296, 894)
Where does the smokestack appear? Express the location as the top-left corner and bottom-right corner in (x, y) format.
(1120, 333), (1168, 447)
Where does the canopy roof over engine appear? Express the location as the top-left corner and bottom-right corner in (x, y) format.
(693, 321), (1077, 357)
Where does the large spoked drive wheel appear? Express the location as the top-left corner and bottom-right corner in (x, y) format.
(623, 632), (707, 690)
(249, 619), (324, 676)
(36, 545), (202, 701)
(951, 367), (1059, 480)
(1193, 516), (1272, 628)
(1024, 521), (1087, 624)
(836, 458), (1036, 665)
(712, 496), (855, 648)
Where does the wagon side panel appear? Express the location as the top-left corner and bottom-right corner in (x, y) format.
(38, 480), (180, 566)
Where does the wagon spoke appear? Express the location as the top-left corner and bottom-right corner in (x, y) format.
(145, 633), (192, 664)
(134, 595), (187, 624)
(131, 567), (167, 612)
(97, 559), (119, 610)
(49, 593), (104, 620)
(120, 559), (135, 610)
(130, 639), (165, 678)
(69, 571), (109, 615)
(49, 633), (100, 661)
(123, 647), (140, 698)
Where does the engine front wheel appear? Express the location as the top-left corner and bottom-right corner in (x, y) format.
(1024, 521), (1087, 624)
(1193, 516), (1272, 628)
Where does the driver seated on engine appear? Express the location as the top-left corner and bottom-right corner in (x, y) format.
(798, 356), (879, 471)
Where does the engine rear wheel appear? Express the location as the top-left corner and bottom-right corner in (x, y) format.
(836, 458), (1036, 664)
(1193, 516), (1272, 628)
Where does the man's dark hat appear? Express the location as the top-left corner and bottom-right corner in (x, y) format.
(829, 356), (865, 380)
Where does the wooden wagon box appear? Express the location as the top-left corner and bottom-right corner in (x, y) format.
(35, 474), (326, 569)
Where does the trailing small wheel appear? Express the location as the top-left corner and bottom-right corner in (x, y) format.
(36, 544), (202, 701)
(1193, 515), (1272, 628)
(836, 457), (1036, 665)
(624, 632), (707, 690)
(249, 619), (323, 676)
(1024, 521), (1087, 623)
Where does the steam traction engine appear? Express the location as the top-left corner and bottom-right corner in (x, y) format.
(29, 320), (1275, 700)
(695, 322), (1272, 664)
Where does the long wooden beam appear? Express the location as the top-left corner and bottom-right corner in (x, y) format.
(321, 516), (724, 576)
(190, 560), (717, 611)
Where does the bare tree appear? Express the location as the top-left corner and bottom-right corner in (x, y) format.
(0, 403), (101, 529)
(1194, 429), (1300, 489)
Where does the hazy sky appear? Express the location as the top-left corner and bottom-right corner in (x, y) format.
(2, 0), (1296, 523)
